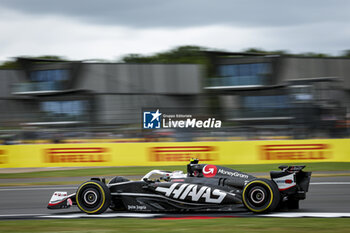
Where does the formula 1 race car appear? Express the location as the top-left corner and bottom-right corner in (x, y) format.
(48, 159), (311, 214)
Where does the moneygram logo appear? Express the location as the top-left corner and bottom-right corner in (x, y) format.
(202, 164), (217, 178)
(44, 147), (110, 163)
(149, 146), (218, 162)
(260, 144), (331, 160)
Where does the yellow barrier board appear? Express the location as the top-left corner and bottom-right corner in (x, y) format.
(0, 139), (349, 168)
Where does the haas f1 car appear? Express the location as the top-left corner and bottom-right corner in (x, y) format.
(48, 159), (311, 214)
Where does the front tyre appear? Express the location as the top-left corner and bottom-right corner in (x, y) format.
(76, 180), (111, 214)
(242, 179), (280, 213)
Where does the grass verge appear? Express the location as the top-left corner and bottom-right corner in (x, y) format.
(1, 162), (350, 179)
(0, 218), (350, 233)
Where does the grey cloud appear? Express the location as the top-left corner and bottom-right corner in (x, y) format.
(1, 0), (350, 28)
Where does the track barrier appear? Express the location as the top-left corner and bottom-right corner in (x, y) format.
(0, 139), (349, 168)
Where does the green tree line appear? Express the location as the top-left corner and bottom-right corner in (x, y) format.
(2, 46), (350, 69)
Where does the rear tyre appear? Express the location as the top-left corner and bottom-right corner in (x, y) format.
(242, 179), (280, 213)
(76, 180), (111, 214)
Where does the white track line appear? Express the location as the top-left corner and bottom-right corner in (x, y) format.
(0, 212), (348, 219)
(0, 186), (76, 191)
(39, 213), (161, 219)
(0, 214), (43, 217)
(262, 212), (350, 218)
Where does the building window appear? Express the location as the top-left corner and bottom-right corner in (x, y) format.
(216, 63), (271, 86)
(25, 69), (70, 91)
(40, 100), (89, 122)
(243, 95), (290, 109)
(30, 69), (69, 82)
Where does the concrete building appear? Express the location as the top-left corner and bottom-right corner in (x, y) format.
(205, 52), (350, 138)
(0, 58), (203, 129)
(1, 53), (350, 139)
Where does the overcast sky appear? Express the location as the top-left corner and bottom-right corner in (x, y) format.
(0, 0), (350, 62)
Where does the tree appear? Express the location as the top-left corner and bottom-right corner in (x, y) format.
(0, 55), (67, 69)
(121, 45), (209, 64)
(0, 60), (20, 69)
(295, 52), (330, 58)
(243, 48), (288, 55)
(341, 50), (350, 58)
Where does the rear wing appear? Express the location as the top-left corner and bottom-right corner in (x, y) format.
(278, 165), (306, 172)
(271, 165), (311, 197)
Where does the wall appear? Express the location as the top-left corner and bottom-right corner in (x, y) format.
(280, 58), (350, 89)
(77, 63), (202, 94)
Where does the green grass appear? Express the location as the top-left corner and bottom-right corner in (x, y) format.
(1, 162), (350, 179)
(0, 218), (350, 232)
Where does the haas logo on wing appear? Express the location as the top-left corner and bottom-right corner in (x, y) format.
(202, 165), (217, 178)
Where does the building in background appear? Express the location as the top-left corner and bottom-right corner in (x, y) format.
(0, 58), (203, 142)
(0, 53), (350, 142)
(205, 52), (350, 138)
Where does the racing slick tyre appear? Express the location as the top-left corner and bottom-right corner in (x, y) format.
(242, 178), (280, 213)
(76, 180), (111, 214)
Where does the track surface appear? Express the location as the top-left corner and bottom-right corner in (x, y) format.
(0, 176), (349, 219)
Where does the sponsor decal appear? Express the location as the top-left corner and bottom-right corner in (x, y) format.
(272, 173), (296, 191)
(155, 183), (226, 204)
(217, 169), (249, 179)
(127, 205), (147, 211)
(44, 148), (110, 163)
(171, 179), (185, 182)
(202, 165), (217, 178)
(149, 146), (218, 162)
(0, 149), (7, 164)
(260, 144), (331, 160)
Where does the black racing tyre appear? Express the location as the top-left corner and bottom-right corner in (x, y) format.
(76, 180), (111, 214)
(242, 179), (280, 213)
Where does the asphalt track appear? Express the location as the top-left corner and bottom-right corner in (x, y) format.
(0, 176), (350, 219)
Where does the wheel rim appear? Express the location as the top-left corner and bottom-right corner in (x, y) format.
(250, 188), (265, 204)
(84, 190), (98, 205)
(247, 186), (268, 208)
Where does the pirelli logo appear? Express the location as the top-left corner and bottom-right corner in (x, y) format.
(149, 146), (218, 162)
(260, 144), (331, 160)
(0, 150), (7, 164)
(44, 148), (110, 163)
